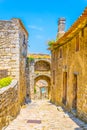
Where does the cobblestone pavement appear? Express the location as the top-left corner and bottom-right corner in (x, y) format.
(4, 100), (87, 130)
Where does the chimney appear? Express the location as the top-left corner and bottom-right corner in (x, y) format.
(57, 18), (66, 39)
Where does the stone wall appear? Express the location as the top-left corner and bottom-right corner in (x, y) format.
(35, 60), (50, 71)
(26, 58), (30, 98)
(17, 19), (28, 105)
(0, 80), (20, 130)
(0, 69), (8, 79)
(0, 18), (28, 105)
(51, 15), (87, 122)
(0, 20), (19, 79)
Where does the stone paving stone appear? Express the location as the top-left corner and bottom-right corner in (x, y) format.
(4, 99), (87, 130)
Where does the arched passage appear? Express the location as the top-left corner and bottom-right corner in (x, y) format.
(34, 75), (51, 99)
(28, 54), (51, 100)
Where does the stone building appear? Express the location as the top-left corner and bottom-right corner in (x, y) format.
(0, 18), (28, 105)
(49, 7), (87, 122)
(28, 54), (51, 100)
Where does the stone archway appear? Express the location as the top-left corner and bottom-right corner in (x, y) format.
(28, 54), (51, 100)
(34, 75), (51, 100)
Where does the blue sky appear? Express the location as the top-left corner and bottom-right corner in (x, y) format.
(0, 0), (87, 54)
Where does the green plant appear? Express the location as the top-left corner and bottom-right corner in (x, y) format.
(34, 86), (36, 94)
(48, 40), (55, 47)
(0, 77), (12, 88)
(29, 57), (34, 62)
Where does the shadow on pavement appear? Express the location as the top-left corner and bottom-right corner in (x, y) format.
(48, 100), (87, 130)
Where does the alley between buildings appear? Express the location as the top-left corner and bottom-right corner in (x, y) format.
(5, 100), (87, 130)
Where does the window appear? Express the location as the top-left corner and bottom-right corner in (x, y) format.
(52, 51), (55, 62)
(23, 34), (26, 45)
(22, 34), (27, 57)
(53, 70), (55, 85)
(76, 35), (79, 52)
(59, 48), (62, 58)
(81, 28), (84, 37)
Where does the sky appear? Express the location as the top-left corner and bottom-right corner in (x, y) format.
(0, 0), (87, 54)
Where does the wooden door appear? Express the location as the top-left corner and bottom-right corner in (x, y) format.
(62, 72), (67, 105)
(72, 74), (77, 109)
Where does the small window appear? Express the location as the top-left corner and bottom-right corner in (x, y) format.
(76, 35), (79, 52)
(81, 28), (84, 37)
(53, 70), (55, 85)
(23, 34), (26, 45)
(59, 48), (62, 58)
(52, 51), (55, 61)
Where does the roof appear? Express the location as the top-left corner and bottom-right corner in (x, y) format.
(49, 7), (87, 50)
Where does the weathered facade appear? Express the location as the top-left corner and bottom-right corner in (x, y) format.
(0, 18), (28, 105)
(50, 7), (87, 122)
(28, 54), (51, 100)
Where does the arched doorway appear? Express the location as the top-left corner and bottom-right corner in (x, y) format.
(35, 80), (48, 99)
(34, 75), (51, 100)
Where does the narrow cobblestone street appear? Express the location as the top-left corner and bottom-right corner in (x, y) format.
(4, 100), (87, 130)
